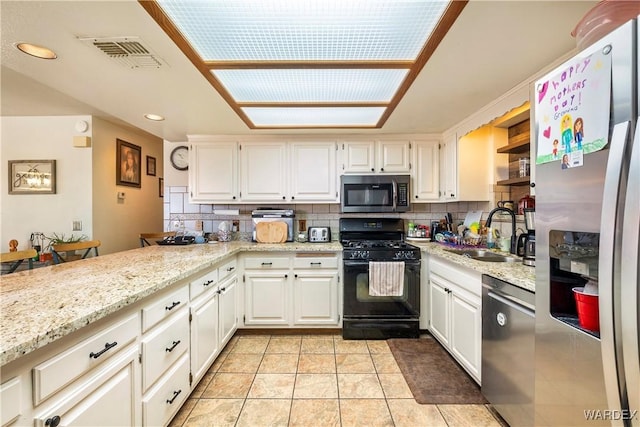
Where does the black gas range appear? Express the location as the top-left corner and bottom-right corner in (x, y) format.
(339, 218), (421, 339)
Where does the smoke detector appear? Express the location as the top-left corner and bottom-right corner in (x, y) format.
(78, 36), (166, 69)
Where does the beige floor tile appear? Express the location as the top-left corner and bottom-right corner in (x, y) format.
(387, 399), (448, 427)
(371, 353), (401, 374)
(334, 339), (370, 354)
(337, 373), (384, 398)
(218, 353), (263, 373)
(301, 337), (335, 353)
(302, 333), (336, 339)
(438, 404), (504, 427)
(236, 399), (291, 427)
(298, 354), (336, 373)
(231, 336), (270, 354)
(289, 399), (340, 427)
(378, 373), (413, 398)
(169, 397), (196, 427)
(340, 399), (394, 427)
(207, 352), (228, 374)
(220, 335), (239, 354)
(190, 372), (215, 399)
(182, 398), (244, 427)
(266, 336), (302, 353)
(258, 353), (299, 373)
(247, 373), (296, 399)
(201, 373), (255, 398)
(335, 353), (376, 373)
(294, 373), (339, 399)
(366, 340), (392, 353)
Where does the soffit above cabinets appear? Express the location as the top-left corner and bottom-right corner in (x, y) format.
(139, 0), (467, 129)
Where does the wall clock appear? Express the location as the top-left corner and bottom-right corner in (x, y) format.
(170, 145), (189, 171)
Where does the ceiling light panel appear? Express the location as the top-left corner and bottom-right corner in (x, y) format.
(243, 107), (386, 127)
(156, 0), (450, 61)
(213, 69), (408, 103)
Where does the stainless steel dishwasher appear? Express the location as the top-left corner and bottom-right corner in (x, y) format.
(482, 274), (535, 427)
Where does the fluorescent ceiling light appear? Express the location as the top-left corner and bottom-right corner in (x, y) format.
(243, 107), (386, 127)
(141, 0), (466, 129)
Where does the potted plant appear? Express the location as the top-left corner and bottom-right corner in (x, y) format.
(46, 233), (88, 261)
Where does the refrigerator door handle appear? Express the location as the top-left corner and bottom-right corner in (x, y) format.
(599, 120), (630, 419)
(621, 118), (640, 422)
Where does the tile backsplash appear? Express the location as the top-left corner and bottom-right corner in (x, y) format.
(164, 186), (525, 241)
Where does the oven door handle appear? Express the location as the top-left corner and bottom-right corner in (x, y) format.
(344, 260), (369, 267)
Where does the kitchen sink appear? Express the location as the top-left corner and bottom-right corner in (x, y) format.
(444, 248), (518, 263)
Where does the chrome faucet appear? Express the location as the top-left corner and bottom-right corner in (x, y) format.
(486, 207), (517, 254)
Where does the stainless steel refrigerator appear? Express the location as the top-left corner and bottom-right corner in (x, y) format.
(533, 17), (639, 427)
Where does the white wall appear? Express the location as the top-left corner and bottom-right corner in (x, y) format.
(1, 115), (93, 252)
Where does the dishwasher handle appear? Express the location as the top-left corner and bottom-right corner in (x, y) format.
(487, 290), (535, 317)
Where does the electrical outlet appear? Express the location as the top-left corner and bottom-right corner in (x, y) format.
(195, 220), (203, 231)
(299, 220), (307, 232)
(72, 220), (82, 231)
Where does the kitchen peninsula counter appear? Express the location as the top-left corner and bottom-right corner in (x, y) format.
(0, 241), (341, 367)
(412, 241), (536, 293)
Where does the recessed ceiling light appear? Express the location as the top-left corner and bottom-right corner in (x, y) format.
(15, 42), (57, 59)
(144, 113), (165, 121)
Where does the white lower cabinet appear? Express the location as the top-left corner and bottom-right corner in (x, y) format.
(33, 345), (140, 427)
(293, 270), (338, 325)
(142, 353), (190, 427)
(218, 274), (238, 346)
(244, 270), (290, 325)
(189, 287), (219, 384)
(242, 253), (341, 327)
(428, 257), (482, 383)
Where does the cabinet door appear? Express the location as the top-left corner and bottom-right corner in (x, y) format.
(428, 276), (450, 347)
(412, 140), (440, 201)
(341, 141), (375, 173)
(189, 142), (238, 202)
(190, 290), (219, 383)
(239, 142), (287, 201)
(244, 271), (289, 325)
(377, 140), (411, 173)
(290, 142), (338, 202)
(293, 271), (339, 325)
(441, 133), (457, 200)
(34, 346), (139, 427)
(219, 275), (238, 347)
(450, 290), (481, 382)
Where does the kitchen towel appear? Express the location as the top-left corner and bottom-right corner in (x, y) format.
(368, 261), (405, 296)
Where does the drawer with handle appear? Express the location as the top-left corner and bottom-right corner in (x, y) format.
(293, 255), (338, 269)
(142, 353), (190, 427)
(189, 268), (218, 301)
(244, 257), (290, 270)
(32, 313), (139, 405)
(142, 284), (189, 332)
(218, 258), (237, 281)
(141, 309), (189, 391)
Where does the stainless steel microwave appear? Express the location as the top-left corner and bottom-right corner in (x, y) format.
(341, 175), (410, 213)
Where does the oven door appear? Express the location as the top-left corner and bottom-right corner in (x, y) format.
(343, 260), (420, 318)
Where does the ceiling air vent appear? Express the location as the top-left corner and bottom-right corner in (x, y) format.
(78, 36), (166, 69)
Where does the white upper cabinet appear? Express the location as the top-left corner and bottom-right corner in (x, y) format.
(441, 132), (457, 200)
(411, 140), (440, 201)
(289, 141), (338, 202)
(239, 141), (288, 202)
(341, 140), (410, 174)
(189, 142), (238, 203)
(377, 140), (411, 173)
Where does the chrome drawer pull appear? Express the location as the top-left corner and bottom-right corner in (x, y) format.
(89, 341), (117, 359)
(166, 389), (182, 404)
(165, 301), (181, 311)
(165, 340), (181, 352)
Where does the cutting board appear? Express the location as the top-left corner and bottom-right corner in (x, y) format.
(256, 221), (288, 243)
(463, 210), (483, 227)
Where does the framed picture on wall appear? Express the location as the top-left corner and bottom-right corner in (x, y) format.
(8, 159), (56, 194)
(116, 139), (141, 188)
(146, 156), (156, 176)
(159, 177), (164, 198)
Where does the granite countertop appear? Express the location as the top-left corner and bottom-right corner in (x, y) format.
(0, 241), (341, 367)
(411, 241), (536, 293)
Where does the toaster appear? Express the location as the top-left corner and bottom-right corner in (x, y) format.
(308, 226), (331, 243)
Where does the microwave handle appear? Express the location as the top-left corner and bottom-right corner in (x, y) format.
(392, 180), (397, 212)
